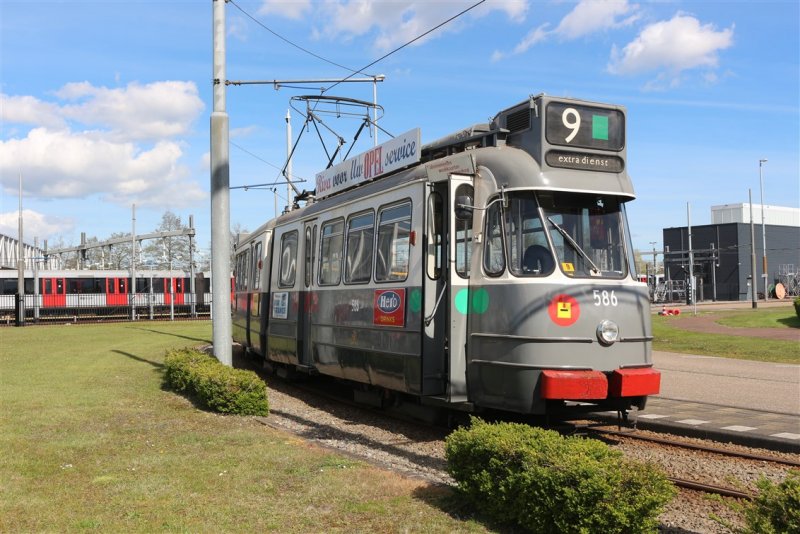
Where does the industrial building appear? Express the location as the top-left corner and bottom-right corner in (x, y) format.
(662, 204), (800, 302)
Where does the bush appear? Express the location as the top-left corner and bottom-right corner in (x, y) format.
(163, 348), (269, 416)
(741, 470), (800, 534)
(793, 296), (800, 318)
(445, 418), (675, 534)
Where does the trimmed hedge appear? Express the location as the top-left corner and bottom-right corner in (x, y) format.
(445, 417), (675, 534)
(163, 348), (269, 416)
(793, 296), (800, 318)
(741, 470), (800, 534)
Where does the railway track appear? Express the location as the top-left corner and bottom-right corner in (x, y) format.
(589, 427), (800, 468)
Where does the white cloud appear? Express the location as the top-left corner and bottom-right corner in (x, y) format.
(55, 81), (204, 141)
(0, 209), (72, 241)
(1, 128), (205, 208)
(503, 0), (638, 58)
(261, 1), (528, 52)
(0, 81), (207, 209)
(512, 23), (550, 55)
(258, 0), (312, 21)
(554, 0), (639, 40)
(1, 94), (67, 130)
(608, 14), (734, 76)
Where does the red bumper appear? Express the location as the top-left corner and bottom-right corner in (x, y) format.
(609, 368), (661, 397)
(540, 368), (660, 400)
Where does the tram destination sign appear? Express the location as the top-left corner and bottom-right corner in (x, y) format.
(545, 102), (624, 152)
(315, 128), (421, 200)
(545, 150), (624, 173)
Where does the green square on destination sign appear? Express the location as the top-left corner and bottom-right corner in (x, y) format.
(592, 115), (609, 141)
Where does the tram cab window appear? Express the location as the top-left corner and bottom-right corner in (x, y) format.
(484, 201), (505, 275)
(488, 193), (553, 277)
(539, 192), (628, 279)
(319, 220), (344, 286)
(376, 202), (411, 282)
(454, 185), (473, 278)
(345, 211), (375, 284)
(278, 231), (298, 288)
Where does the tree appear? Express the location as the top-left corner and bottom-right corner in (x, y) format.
(141, 211), (192, 271)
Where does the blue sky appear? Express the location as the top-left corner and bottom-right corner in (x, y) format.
(1, 0), (798, 261)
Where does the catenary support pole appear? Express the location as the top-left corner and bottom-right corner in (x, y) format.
(17, 170), (24, 327)
(210, 0), (232, 366)
(749, 190), (758, 309)
(131, 204), (137, 321)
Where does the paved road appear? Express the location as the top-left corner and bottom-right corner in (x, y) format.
(653, 351), (800, 415)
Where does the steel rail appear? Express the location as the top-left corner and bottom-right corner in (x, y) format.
(590, 427), (800, 468)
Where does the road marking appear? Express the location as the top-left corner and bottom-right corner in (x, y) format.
(676, 419), (710, 426)
(639, 414), (670, 419)
(721, 425), (757, 432)
(770, 432), (800, 440)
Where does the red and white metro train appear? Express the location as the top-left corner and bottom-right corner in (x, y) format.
(232, 93), (660, 417)
(0, 269), (212, 320)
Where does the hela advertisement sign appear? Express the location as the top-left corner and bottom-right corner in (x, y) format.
(373, 288), (406, 327)
(315, 128), (421, 200)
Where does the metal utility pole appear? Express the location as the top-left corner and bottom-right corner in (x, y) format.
(649, 241), (657, 286)
(286, 109), (292, 212)
(759, 158), (768, 301)
(749, 190), (757, 309)
(687, 203), (696, 314)
(210, 0), (232, 366)
(131, 204), (137, 321)
(17, 170), (25, 326)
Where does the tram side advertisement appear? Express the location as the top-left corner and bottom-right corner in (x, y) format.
(315, 128), (421, 199)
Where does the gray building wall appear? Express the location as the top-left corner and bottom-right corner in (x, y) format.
(663, 223), (800, 301)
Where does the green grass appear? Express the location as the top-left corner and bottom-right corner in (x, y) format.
(715, 308), (800, 329)
(0, 322), (488, 533)
(652, 309), (800, 364)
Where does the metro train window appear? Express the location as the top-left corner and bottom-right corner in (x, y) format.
(376, 201), (411, 282)
(345, 211), (375, 284)
(278, 231), (298, 288)
(319, 219), (344, 286)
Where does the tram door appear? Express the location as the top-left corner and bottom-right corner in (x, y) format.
(297, 220), (316, 367)
(423, 175), (472, 401)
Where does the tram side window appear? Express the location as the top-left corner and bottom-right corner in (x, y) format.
(319, 219), (344, 286)
(426, 192), (443, 280)
(376, 201), (411, 282)
(345, 211), (375, 284)
(278, 231), (298, 288)
(484, 202), (505, 275)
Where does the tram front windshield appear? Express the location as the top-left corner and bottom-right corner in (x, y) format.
(494, 191), (631, 279)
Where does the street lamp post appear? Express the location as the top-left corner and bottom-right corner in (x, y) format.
(759, 159), (768, 301)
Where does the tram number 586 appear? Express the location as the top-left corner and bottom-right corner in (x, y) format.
(593, 290), (618, 307)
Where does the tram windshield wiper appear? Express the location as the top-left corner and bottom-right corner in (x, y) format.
(546, 216), (601, 276)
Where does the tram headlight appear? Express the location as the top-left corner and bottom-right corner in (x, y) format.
(596, 320), (619, 346)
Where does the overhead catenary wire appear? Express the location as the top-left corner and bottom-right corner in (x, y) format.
(227, 0), (377, 78)
(322, 0), (487, 95)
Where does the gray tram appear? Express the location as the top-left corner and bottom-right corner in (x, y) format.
(233, 93), (659, 415)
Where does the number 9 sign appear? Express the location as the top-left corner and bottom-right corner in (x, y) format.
(562, 107), (581, 143)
